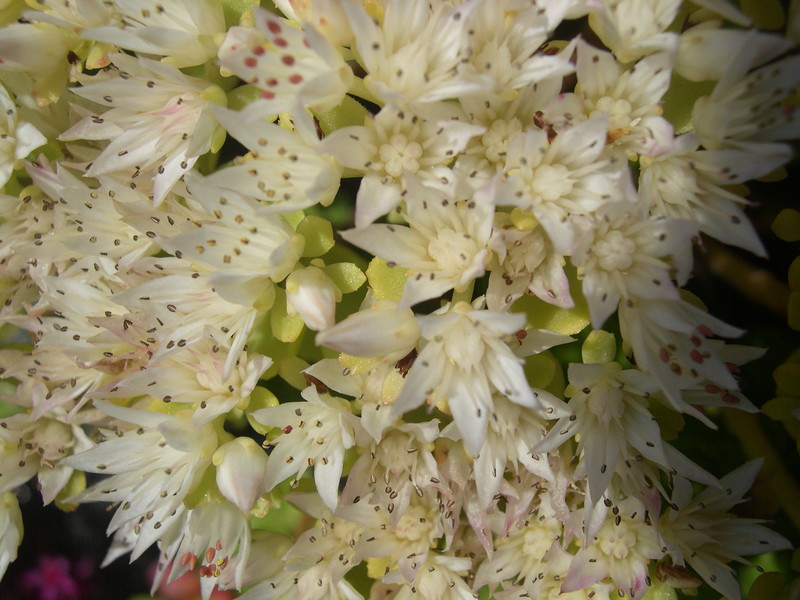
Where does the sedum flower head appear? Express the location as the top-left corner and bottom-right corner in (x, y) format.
(0, 1), (795, 599)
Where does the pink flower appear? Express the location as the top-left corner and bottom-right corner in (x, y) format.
(19, 556), (80, 600)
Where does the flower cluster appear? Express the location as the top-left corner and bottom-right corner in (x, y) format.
(0, 1), (796, 599)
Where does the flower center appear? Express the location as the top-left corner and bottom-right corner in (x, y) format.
(427, 228), (479, 271)
(522, 525), (554, 561)
(598, 521), (638, 560)
(595, 230), (636, 271)
(531, 164), (573, 202)
(379, 133), (423, 178)
(482, 118), (522, 163)
(594, 96), (634, 131)
(394, 503), (431, 543)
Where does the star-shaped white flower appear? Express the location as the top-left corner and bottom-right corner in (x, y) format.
(393, 302), (570, 455)
(252, 386), (361, 510)
(342, 176), (494, 308)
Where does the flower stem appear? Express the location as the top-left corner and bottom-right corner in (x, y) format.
(723, 409), (800, 531)
(451, 281), (475, 306)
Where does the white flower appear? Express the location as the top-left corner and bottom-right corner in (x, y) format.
(285, 265), (339, 331)
(0, 22), (72, 104)
(587, 0), (681, 63)
(497, 115), (631, 255)
(343, 0), (485, 105)
(573, 204), (696, 329)
(346, 494), (445, 583)
(0, 409), (93, 504)
(341, 420), (441, 525)
(252, 386), (361, 510)
(511, 542), (614, 600)
(63, 401), (218, 561)
(548, 41), (675, 157)
(315, 300), (420, 362)
(533, 363), (673, 509)
(239, 494), (363, 600)
(487, 211), (572, 311)
(458, 0), (574, 95)
(59, 53), (225, 204)
(692, 35), (800, 153)
(463, 396), (555, 509)
(342, 176), (494, 308)
(455, 83), (565, 186)
(218, 7), (353, 115)
(24, 0), (114, 31)
(562, 497), (663, 600)
(660, 461), (792, 600)
(319, 104), (484, 227)
(98, 339), (270, 426)
(83, 0), (226, 68)
(140, 178), (305, 303)
(618, 297), (743, 418)
(639, 134), (776, 256)
(675, 27), (785, 82)
(0, 83), (47, 187)
(0, 492), (22, 582)
(156, 501), (252, 600)
(303, 357), (408, 442)
(393, 302), (568, 455)
(198, 103), (341, 212)
(0, 347), (104, 419)
(24, 159), (156, 273)
(385, 553), (475, 600)
(473, 493), (563, 588)
(110, 265), (260, 375)
(213, 438), (269, 513)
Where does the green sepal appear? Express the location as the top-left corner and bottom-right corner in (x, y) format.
(54, 470), (86, 512)
(246, 387), (280, 435)
(582, 330), (617, 364)
(514, 265), (590, 335)
(742, 0), (785, 30)
(315, 95), (370, 135)
(524, 351), (565, 397)
(649, 398), (685, 441)
(324, 262), (367, 295)
(220, 0), (260, 27)
(773, 209), (800, 243)
(660, 75), (715, 136)
(640, 578), (678, 600)
(227, 84), (267, 111)
(250, 488), (305, 537)
(182, 465), (224, 510)
(774, 357), (800, 397)
(365, 257), (407, 301)
(270, 287), (305, 343)
(279, 356), (311, 390)
(297, 215), (335, 257)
